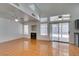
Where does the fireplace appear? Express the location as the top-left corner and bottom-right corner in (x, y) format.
(31, 32), (37, 39)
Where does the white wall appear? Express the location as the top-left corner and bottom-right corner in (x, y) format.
(0, 17), (23, 43)
(69, 5), (79, 44)
(24, 20), (49, 41)
(24, 21), (39, 39)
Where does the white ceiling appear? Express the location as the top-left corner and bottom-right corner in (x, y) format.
(36, 3), (79, 17)
(0, 3), (25, 19)
(0, 3), (37, 23)
(1, 3), (79, 22)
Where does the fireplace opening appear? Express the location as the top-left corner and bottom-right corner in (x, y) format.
(31, 33), (37, 39)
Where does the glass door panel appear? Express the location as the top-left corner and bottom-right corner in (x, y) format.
(59, 23), (62, 41)
(51, 24), (59, 41)
(51, 22), (69, 42)
(61, 23), (69, 42)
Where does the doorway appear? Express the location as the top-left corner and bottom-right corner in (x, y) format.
(50, 22), (69, 43)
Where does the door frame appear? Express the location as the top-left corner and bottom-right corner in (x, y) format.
(49, 21), (70, 43)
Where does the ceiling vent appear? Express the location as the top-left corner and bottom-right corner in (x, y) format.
(32, 13), (35, 17)
(58, 16), (62, 18)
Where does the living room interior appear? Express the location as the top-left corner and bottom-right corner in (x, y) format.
(0, 3), (79, 56)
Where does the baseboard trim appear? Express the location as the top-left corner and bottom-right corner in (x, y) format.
(0, 36), (25, 43)
(49, 40), (74, 45)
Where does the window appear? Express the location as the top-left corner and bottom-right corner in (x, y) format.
(50, 16), (58, 21)
(50, 14), (70, 21)
(40, 24), (48, 35)
(24, 25), (28, 35)
(62, 14), (70, 20)
(40, 17), (48, 22)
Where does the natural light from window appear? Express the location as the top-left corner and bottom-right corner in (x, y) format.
(24, 25), (28, 35)
(50, 14), (70, 21)
(40, 24), (48, 35)
(40, 17), (48, 22)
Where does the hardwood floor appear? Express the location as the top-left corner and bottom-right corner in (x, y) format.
(0, 38), (79, 56)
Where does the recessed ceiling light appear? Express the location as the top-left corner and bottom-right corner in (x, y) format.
(15, 18), (19, 22)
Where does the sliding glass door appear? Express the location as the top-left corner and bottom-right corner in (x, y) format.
(51, 24), (59, 41)
(59, 23), (69, 42)
(51, 22), (69, 42)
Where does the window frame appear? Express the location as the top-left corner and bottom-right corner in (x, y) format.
(40, 23), (48, 36)
(50, 14), (70, 22)
(24, 25), (29, 35)
(40, 17), (48, 22)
